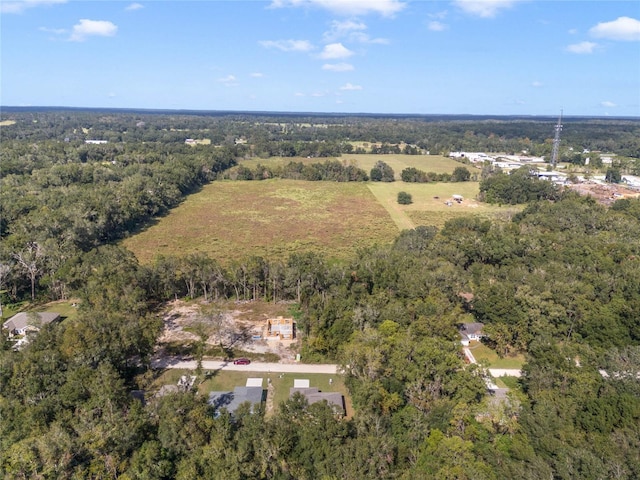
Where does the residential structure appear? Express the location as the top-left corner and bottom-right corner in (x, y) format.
(459, 322), (485, 346)
(3, 312), (60, 337)
(290, 379), (345, 416)
(265, 316), (295, 340)
(209, 378), (265, 415)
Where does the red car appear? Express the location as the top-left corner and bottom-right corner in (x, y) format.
(233, 358), (251, 365)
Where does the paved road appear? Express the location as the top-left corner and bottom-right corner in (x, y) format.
(152, 358), (339, 374)
(152, 358), (520, 377)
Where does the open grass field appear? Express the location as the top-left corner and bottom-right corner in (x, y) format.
(153, 369), (352, 418)
(239, 154), (465, 181)
(122, 179), (399, 265)
(122, 173), (522, 264)
(341, 154), (469, 179)
(468, 342), (526, 369)
(368, 181), (522, 230)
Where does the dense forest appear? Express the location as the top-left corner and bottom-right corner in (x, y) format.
(1, 109), (639, 479)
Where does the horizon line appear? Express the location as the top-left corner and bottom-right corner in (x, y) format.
(2, 105), (639, 121)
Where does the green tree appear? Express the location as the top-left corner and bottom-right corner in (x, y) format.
(451, 166), (471, 182)
(397, 191), (413, 205)
(605, 167), (622, 183)
(370, 161), (395, 182)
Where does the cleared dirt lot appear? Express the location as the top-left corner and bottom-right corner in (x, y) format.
(157, 299), (298, 361)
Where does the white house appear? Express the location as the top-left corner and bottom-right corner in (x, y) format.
(459, 322), (485, 346)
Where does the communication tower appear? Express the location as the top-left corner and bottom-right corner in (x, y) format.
(550, 110), (563, 168)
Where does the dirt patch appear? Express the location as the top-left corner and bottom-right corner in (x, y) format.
(565, 182), (640, 205)
(157, 299), (298, 361)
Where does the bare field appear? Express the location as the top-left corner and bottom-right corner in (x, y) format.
(122, 179), (399, 264)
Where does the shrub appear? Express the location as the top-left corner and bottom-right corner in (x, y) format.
(397, 191), (413, 205)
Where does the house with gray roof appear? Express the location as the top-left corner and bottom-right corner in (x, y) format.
(3, 312), (60, 337)
(208, 386), (265, 415)
(459, 322), (485, 346)
(290, 385), (345, 416)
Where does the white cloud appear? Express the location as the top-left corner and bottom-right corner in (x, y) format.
(311, 92), (326, 97)
(325, 20), (366, 40)
(589, 17), (640, 41)
(323, 20), (388, 44)
(218, 75), (239, 86)
(601, 101), (616, 108)
(531, 81), (543, 87)
(566, 41), (597, 54)
(428, 21), (448, 31)
(1, 0), (66, 14)
(250, 72), (264, 78)
(39, 26), (67, 35)
(340, 83), (362, 91)
(69, 19), (118, 42)
(125, 3), (144, 11)
(294, 92), (305, 97)
(319, 43), (354, 59)
(259, 39), (314, 52)
(269, 0), (406, 17)
(429, 10), (448, 20)
(568, 28), (578, 35)
(322, 62), (354, 72)
(452, 0), (519, 19)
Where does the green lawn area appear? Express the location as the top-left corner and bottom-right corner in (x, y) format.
(1, 299), (81, 323)
(468, 341), (525, 369)
(495, 376), (522, 390)
(152, 369), (352, 418)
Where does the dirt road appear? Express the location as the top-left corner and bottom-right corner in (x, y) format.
(153, 357), (339, 374)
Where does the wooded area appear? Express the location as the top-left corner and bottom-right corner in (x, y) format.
(1, 109), (639, 479)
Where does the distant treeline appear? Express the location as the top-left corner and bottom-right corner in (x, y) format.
(3, 109), (640, 157)
(223, 160), (369, 182)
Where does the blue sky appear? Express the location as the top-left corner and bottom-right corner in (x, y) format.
(2, 0), (639, 116)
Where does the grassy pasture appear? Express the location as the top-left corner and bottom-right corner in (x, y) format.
(368, 181), (522, 230)
(239, 154), (466, 181)
(341, 154), (469, 179)
(122, 179), (399, 265)
(122, 175), (521, 264)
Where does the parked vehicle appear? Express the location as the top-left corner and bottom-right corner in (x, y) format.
(233, 358), (251, 365)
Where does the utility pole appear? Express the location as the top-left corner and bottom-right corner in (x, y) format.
(550, 110), (563, 169)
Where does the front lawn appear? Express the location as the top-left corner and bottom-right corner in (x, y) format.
(468, 341), (525, 369)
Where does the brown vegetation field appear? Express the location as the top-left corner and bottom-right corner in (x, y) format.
(122, 179), (399, 264)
